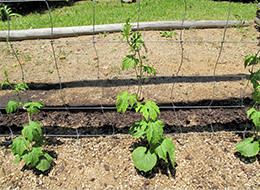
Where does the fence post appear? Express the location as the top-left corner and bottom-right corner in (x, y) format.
(255, 3), (260, 26)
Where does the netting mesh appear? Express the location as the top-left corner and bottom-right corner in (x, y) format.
(0, 0), (259, 139)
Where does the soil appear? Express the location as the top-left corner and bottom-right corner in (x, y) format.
(0, 22), (260, 189)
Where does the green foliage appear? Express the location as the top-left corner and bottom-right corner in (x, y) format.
(23, 102), (45, 114)
(236, 137), (259, 157)
(122, 55), (139, 71)
(2, 70), (52, 172)
(0, 0), (256, 30)
(236, 54), (260, 158)
(6, 100), (19, 114)
(159, 31), (177, 40)
(116, 91), (137, 114)
(136, 100), (160, 121)
(116, 21), (176, 173)
(132, 147), (157, 172)
(0, 4), (22, 21)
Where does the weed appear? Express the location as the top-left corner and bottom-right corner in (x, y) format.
(159, 31), (177, 40)
(111, 47), (117, 52)
(24, 54), (32, 61)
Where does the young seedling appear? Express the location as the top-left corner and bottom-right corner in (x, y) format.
(236, 54), (260, 158)
(159, 31), (177, 40)
(116, 20), (176, 173)
(1, 71), (53, 172)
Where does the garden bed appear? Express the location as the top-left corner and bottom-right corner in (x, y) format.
(0, 23), (259, 189)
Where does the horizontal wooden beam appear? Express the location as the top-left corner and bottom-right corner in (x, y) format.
(0, 20), (250, 41)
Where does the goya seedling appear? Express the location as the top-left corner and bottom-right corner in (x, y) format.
(236, 54), (260, 157)
(1, 71), (53, 172)
(116, 21), (176, 173)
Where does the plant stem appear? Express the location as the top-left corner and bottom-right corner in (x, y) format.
(27, 111), (31, 122)
(136, 50), (143, 100)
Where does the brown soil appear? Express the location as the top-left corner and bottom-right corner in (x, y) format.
(0, 23), (260, 189)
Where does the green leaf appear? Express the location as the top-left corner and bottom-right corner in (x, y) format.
(247, 108), (256, 118)
(236, 137), (259, 157)
(116, 91), (137, 114)
(36, 154), (53, 172)
(6, 100), (19, 114)
(121, 19), (132, 39)
(146, 120), (164, 146)
(23, 101), (44, 114)
(11, 136), (29, 156)
(155, 137), (176, 166)
(132, 146), (157, 172)
(23, 146), (43, 166)
(249, 71), (260, 89)
(252, 89), (260, 104)
(44, 152), (54, 163)
(22, 120), (42, 142)
(129, 120), (148, 138)
(143, 65), (157, 76)
(122, 55), (139, 71)
(247, 109), (260, 127)
(14, 82), (29, 92)
(136, 100), (160, 121)
(130, 32), (144, 49)
(14, 155), (22, 163)
(244, 54), (259, 68)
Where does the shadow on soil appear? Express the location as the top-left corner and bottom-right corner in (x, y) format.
(0, 120), (254, 139)
(0, 74), (250, 90)
(20, 156), (57, 176)
(234, 151), (260, 164)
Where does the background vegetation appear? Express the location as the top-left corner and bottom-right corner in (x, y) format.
(0, 0), (258, 30)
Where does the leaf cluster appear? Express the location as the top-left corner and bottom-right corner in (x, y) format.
(2, 70), (53, 172)
(236, 54), (260, 158)
(0, 3), (22, 21)
(159, 31), (177, 40)
(116, 91), (176, 172)
(117, 21), (176, 173)
(11, 120), (53, 171)
(121, 20), (156, 82)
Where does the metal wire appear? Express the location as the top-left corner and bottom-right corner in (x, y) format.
(91, 0), (115, 135)
(0, 104), (249, 111)
(0, 40), (258, 47)
(6, 7), (30, 102)
(45, 0), (80, 150)
(170, 0), (188, 134)
(207, 0), (232, 134)
(0, 129), (253, 139)
(1, 0), (257, 140)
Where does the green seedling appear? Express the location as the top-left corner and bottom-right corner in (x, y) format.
(24, 54), (32, 61)
(236, 54), (260, 158)
(111, 47), (117, 52)
(116, 20), (176, 173)
(1, 71), (53, 172)
(159, 31), (177, 40)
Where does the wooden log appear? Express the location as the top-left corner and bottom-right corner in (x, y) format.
(0, 20), (250, 41)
